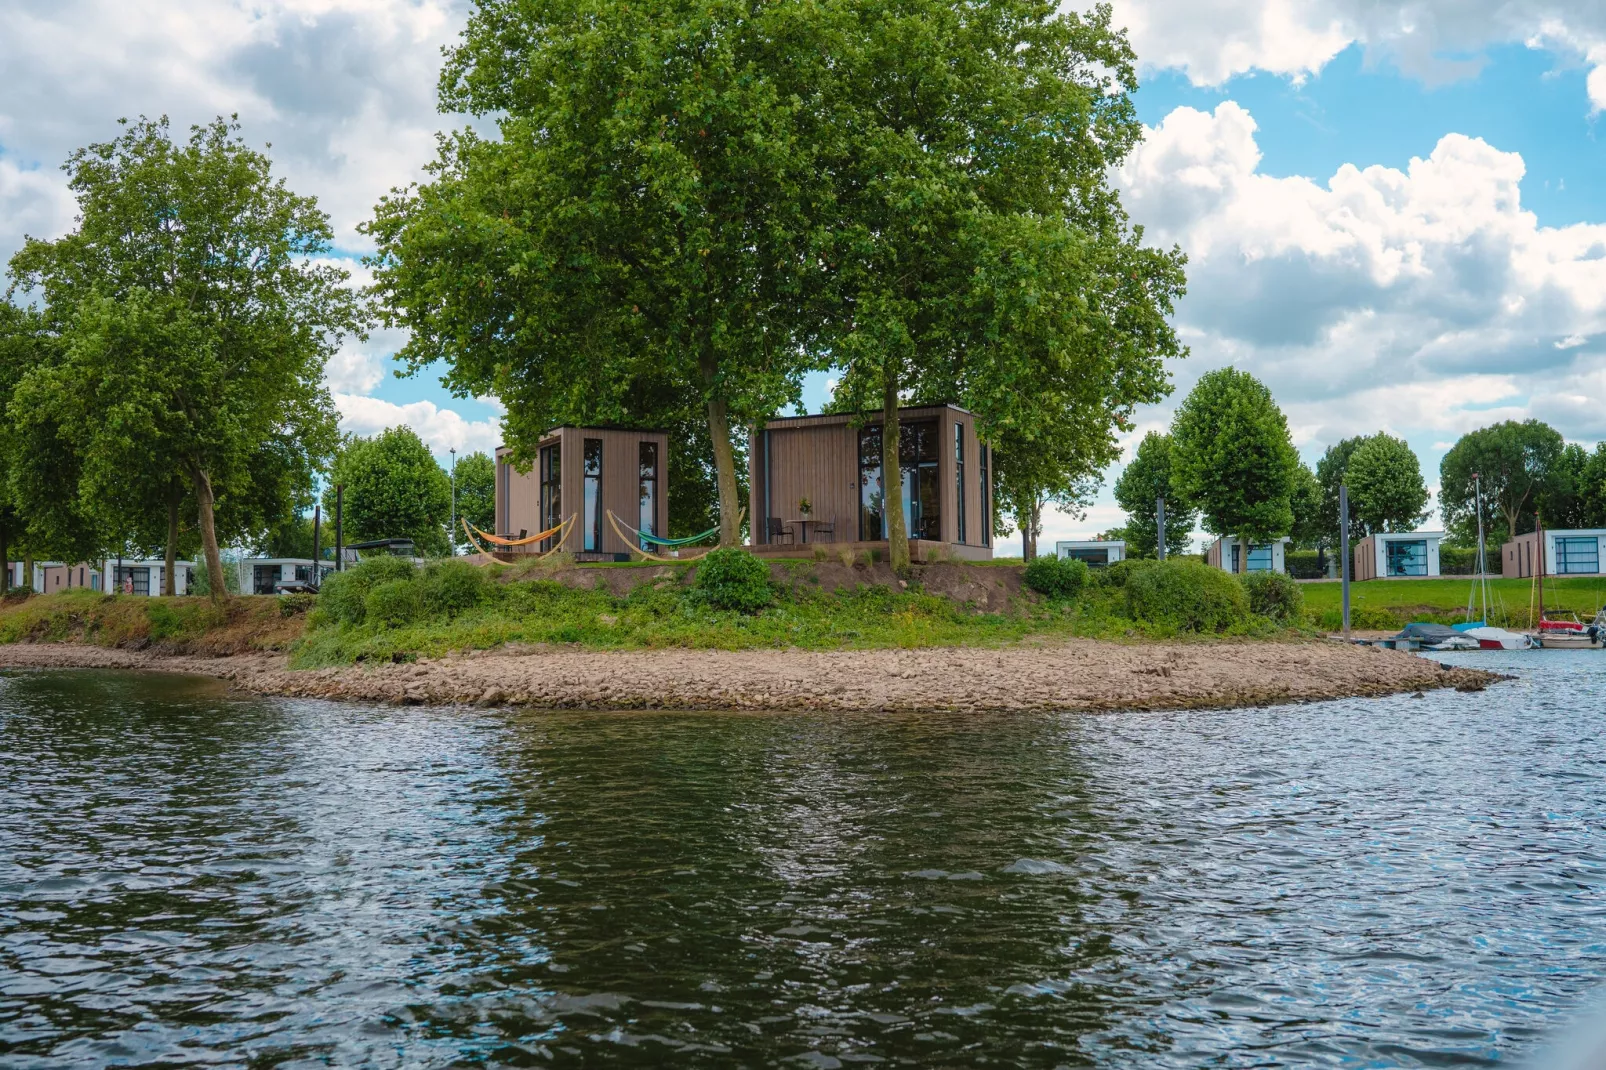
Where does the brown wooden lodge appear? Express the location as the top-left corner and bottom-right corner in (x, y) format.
(749, 404), (994, 561)
(492, 405), (992, 562)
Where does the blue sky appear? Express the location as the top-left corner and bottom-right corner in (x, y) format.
(3, 1), (1605, 554)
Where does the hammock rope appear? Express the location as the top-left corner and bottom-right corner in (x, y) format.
(463, 514), (574, 560)
(606, 509), (743, 562)
(467, 516), (565, 547)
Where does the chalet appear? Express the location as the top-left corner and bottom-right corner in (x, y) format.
(495, 427), (670, 561)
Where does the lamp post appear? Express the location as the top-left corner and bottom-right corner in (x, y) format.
(449, 447), (457, 555)
(1156, 497), (1167, 561)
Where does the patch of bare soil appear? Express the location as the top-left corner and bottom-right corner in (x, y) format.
(0, 638), (1503, 713)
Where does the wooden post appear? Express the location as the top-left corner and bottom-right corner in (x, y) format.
(312, 505), (322, 589)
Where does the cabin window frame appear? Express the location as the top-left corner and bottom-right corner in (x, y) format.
(979, 443), (990, 548)
(1385, 538), (1429, 577)
(638, 441), (659, 551)
(1555, 536), (1601, 575)
(583, 438), (603, 552)
(539, 442), (562, 551)
(858, 420), (941, 542)
(954, 423), (966, 544)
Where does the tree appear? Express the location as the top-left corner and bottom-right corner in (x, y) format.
(1536, 442), (1591, 530)
(1439, 420), (1565, 546)
(8, 117), (356, 600)
(322, 427), (452, 557)
(1581, 444), (1606, 528)
(822, 0), (1181, 569)
(365, 0), (834, 549)
(1170, 368), (1298, 569)
(1113, 432), (1194, 558)
(1288, 461), (1325, 551)
(1345, 433), (1429, 534)
(991, 431), (1103, 562)
(451, 451), (495, 550)
(1314, 436), (1368, 548)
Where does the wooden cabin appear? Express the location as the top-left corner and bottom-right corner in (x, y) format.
(1353, 531), (1443, 580)
(495, 427), (670, 561)
(1207, 536), (1291, 574)
(748, 405), (994, 561)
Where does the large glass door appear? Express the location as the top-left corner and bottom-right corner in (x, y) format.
(858, 421), (940, 541)
(539, 443), (561, 551)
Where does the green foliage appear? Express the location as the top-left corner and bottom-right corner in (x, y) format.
(1170, 369), (1298, 546)
(1582, 444), (1606, 528)
(1125, 559), (1250, 633)
(315, 555), (417, 626)
(322, 427), (451, 557)
(1439, 419), (1565, 545)
(1284, 550), (1329, 580)
(1288, 462), (1325, 550)
(188, 559), (240, 596)
(691, 548), (773, 614)
(1113, 431), (1194, 558)
(1099, 558), (1158, 588)
(1314, 436), (1369, 549)
(418, 558), (495, 619)
(1536, 442), (1593, 530)
(450, 452), (496, 551)
(1023, 555), (1089, 600)
(365, 579), (423, 629)
(1346, 434), (1430, 534)
(1239, 572), (1305, 624)
(7, 116), (355, 593)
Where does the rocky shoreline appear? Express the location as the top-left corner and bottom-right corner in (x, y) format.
(0, 639), (1502, 713)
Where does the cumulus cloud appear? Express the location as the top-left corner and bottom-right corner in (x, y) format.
(1111, 0), (1606, 109)
(1115, 102), (1606, 445)
(334, 394), (501, 458)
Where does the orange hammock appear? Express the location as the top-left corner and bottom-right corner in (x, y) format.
(466, 517), (565, 547)
(462, 514), (573, 559)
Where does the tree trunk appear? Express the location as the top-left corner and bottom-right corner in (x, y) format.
(0, 527), (8, 594)
(192, 465), (228, 602)
(1019, 499), (1042, 561)
(164, 477), (180, 596)
(700, 355), (743, 548)
(23, 553), (33, 595)
(881, 373), (908, 571)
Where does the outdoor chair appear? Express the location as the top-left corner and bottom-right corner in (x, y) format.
(766, 517), (795, 545)
(811, 517), (835, 542)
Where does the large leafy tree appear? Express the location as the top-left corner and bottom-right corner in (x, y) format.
(1581, 444), (1606, 528)
(1439, 419), (1565, 546)
(322, 427), (452, 557)
(990, 426), (1103, 562)
(451, 451), (496, 550)
(1113, 431), (1194, 558)
(8, 117), (355, 599)
(1535, 442), (1592, 530)
(1314, 436), (1368, 548)
(1288, 461), (1325, 551)
(1170, 368), (1298, 568)
(365, 0), (835, 548)
(824, 0), (1183, 569)
(1346, 433), (1430, 534)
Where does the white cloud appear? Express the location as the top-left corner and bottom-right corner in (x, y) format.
(1111, 0), (1606, 109)
(1115, 102), (1606, 447)
(334, 393), (501, 458)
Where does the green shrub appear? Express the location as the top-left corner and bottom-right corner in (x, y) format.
(1240, 571), (1305, 624)
(1125, 559), (1249, 633)
(1098, 558), (1158, 588)
(419, 559), (494, 619)
(1284, 550), (1328, 580)
(315, 555), (417, 627)
(1023, 555), (1089, 600)
(365, 579), (423, 628)
(691, 548), (773, 613)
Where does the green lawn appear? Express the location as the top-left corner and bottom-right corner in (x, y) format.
(1300, 576), (1606, 630)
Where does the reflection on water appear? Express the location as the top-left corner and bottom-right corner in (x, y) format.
(1, 652), (1604, 1066)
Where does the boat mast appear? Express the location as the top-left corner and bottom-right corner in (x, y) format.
(1475, 474), (1489, 623)
(1536, 512), (1546, 627)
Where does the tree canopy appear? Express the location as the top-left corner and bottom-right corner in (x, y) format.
(1112, 431), (1194, 558)
(1170, 368), (1298, 558)
(1314, 436), (1368, 549)
(7, 116), (355, 598)
(1439, 419), (1565, 545)
(1345, 433), (1429, 534)
(323, 427), (452, 556)
(452, 451), (496, 549)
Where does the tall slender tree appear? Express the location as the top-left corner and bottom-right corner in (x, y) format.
(8, 117), (355, 600)
(1345, 433), (1430, 534)
(1113, 431), (1194, 559)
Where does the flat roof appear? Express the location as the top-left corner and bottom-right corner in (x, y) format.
(1056, 540), (1125, 548)
(760, 403), (973, 429)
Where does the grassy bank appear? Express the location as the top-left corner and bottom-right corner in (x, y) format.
(1301, 576), (1606, 630)
(0, 588), (309, 654)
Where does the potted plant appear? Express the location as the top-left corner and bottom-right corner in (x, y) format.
(798, 497), (812, 518)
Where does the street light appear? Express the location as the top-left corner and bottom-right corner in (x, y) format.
(449, 447), (457, 555)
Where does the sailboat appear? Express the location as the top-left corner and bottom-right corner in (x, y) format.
(1534, 513), (1604, 649)
(1454, 474), (1534, 650)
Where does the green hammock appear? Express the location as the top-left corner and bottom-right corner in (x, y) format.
(607, 509), (740, 557)
(637, 524), (721, 547)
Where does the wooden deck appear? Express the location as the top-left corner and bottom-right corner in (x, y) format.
(749, 538), (992, 563)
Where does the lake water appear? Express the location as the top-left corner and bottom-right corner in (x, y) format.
(1, 651), (1604, 1067)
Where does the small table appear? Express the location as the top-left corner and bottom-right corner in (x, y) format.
(791, 519), (833, 543)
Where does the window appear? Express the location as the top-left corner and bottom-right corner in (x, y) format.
(638, 442), (658, 552)
(116, 566), (152, 596)
(252, 565), (279, 595)
(583, 439), (603, 552)
(1231, 543), (1274, 572)
(499, 457), (511, 534)
(1063, 548), (1113, 567)
(1386, 539), (1428, 577)
(954, 423), (966, 544)
(979, 444), (990, 548)
(858, 421), (941, 542)
(1556, 536), (1601, 575)
(539, 443), (562, 550)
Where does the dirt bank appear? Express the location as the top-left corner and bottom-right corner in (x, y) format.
(0, 639), (1502, 713)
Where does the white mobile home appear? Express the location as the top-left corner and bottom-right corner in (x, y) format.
(1055, 540), (1126, 567)
(239, 558), (334, 595)
(1206, 536), (1291, 574)
(1354, 531), (1443, 580)
(1502, 529), (1606, 578)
